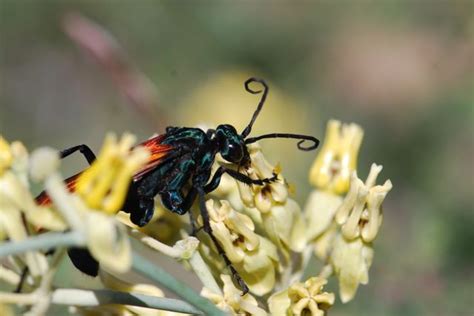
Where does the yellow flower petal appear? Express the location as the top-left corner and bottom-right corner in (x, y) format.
(309, 120), (363, 195)
(0, 136), (13, 175)
(202, 274), (268, 316)
(304, 190), (343, 242)
(76, 133), (149, 215)
(268, 289), (291, 316)
(270, 277), (334, 316)
(335, 165), (392, 242)
(330, 234), (373, 303)
(0, 171), (66, 231)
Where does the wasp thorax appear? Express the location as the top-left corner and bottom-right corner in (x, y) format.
(215, 124), (246, 164)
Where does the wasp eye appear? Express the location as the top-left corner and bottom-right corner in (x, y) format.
(222, 141), (243, 163)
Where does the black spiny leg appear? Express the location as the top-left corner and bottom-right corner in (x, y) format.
(59, 144), (96, 164)
(15, 249), (55, 293)
(131, 197), (155, 227)
(67, 248), (99, 277)
(59, 144), (100, 277)
(14, 266), (29, 293)
(180, 188), (200, 236)
(205, 166), (278, 193)
(197, 187), (249, 295)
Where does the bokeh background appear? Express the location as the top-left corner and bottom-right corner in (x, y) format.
(1, 1), (473, 315)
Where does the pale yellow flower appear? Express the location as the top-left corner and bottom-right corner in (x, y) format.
(304, 120), (364, 256)
(329, 164), (392, 303)
(76, 133), (150, 214)
(328, 234), (374, 303)
(237, 143), (306, 255)
(304, 191), (342, 256)
(335, 164), (392, 243)
(200, 199), (278, 295)
(28, 134), (150, 274)
(202, 274), (268, 316)
(308, 120), (363, 195)
(0, 170), (66, 233)
(0, 139), (64, 278)
(73, 133), (152, 273)
(237, 143), (287, 213)
(268, 277), (334, 316)
(304, 121), (392, 303)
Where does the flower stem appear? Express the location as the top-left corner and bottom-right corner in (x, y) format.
(131, 251), (226, 316)
(188, 251), (222, 295)
(51, 288), (204, 314)
(0, 288), (205, 315)
(0, 231), (85, 258)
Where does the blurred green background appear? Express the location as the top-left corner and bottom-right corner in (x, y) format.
(1, 1), (473, 315)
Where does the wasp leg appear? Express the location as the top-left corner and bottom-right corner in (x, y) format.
(197, 187), (249, 295)
(14, 266), (29, 293)
(59, 144), (96, 164)
(179, 188), (200, 235)
(204, 166), (277, 193)
(67, 247), (99, 277)
(15, 249), (55, 293)
(47, 145), (99, 277)
(130, 197), (155, 227)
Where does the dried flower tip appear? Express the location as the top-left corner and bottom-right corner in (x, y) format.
(173, 236), (200, 260)
(309, 120), (363, 194)
(29, 147), (60, 182)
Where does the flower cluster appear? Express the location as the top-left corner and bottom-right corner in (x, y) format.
(0, 119), (391, 315)
(304, 120), (392, 303)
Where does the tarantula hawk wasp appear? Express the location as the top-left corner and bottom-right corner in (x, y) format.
(35, 77), (319, 294)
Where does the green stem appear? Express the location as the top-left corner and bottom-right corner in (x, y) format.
(131, 252), (226, 316)
(51, 288), (204, 314)
(0, 231), (85, 258)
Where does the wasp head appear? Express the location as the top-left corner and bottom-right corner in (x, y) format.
(215, 124), (250, 167)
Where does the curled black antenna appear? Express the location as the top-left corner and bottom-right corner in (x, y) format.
(245, 133), (320, 151)
(241, 77), (268, 138)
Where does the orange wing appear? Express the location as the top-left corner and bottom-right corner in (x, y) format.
(36, 173), (82, 206)
(133, 134), (174, 181)
(35, 134), (174, 206)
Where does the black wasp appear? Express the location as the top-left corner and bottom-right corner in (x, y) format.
(36, 78), (320, 294)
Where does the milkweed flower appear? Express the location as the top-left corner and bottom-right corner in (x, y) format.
(0, 138), (62, 279)
(305, 120), (363, 247)
(73, 133), (150, 273)
(237, 143), (306, 258)
(308, 120), (363, 195)
(329, 165), (392, 303)
(304, 121), (392, 303)
(1, 114), (391, 315)
(29, 133), (150, 274)
(268, 277), (334, 316)
(202, 274), (267, 316)
(76, 133), (150, 214)
(199, 199), (278, 296)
